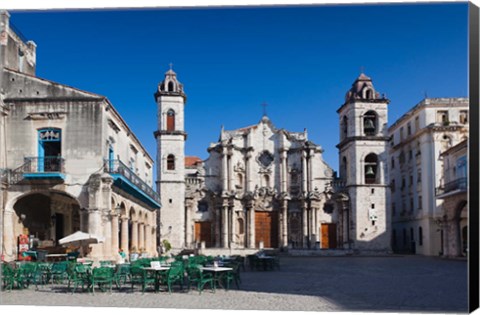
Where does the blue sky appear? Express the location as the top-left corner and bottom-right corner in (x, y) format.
(9, 3), (468, 172)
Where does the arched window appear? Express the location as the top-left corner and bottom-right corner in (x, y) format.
(363, 111), (377, 136)
(364, 153), (378, 184)
(365, 89), (373, 99)
(167, 154), (175, 170)
(342, 116), (348, 138)
(167, 109), (175, 131)
(342, 156), (348, 180)
(168, 81), (174, 92)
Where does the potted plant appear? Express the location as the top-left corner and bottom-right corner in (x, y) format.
(162, 239), (172, 254)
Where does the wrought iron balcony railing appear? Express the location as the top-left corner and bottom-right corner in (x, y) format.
(436, 177), (467, 196)
(9, 156), (65, 184)
(105, 159), (160, 204)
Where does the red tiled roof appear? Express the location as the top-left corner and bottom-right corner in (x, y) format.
(185, 156), (202, 167)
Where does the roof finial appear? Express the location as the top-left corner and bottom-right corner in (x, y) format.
(169, 62), (173, 71)
(360, 65), (365, 74)
(261, 101), (268, 117)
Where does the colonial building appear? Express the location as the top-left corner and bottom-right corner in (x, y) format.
(436, 139), (468, 257)
(156, 70), (392, 254)
(388, 98), (469, 256)
(0, 11), (160, 262)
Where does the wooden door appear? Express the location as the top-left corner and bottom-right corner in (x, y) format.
(194, 221), (212, 247)
(321, 223), (337, 249)
(255, 211), (278, 248)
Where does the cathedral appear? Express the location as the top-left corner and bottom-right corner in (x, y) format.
(155, 68), (391, 254)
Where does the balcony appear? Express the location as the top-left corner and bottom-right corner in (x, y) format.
(105, 159), (161, 209)
(10, 156), (65, 184)
(436, 177), (468, 199)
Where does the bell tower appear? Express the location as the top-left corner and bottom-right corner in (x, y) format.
(337, 73), (391, 252)
(154, 66), (187, 250)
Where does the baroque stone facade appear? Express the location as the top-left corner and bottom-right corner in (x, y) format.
(156, 70), (392, 253)
(0, 11), (159, 262)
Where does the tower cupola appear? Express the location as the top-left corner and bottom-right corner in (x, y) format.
(154, 66), (186, 101)
(344, 73), (382, 103)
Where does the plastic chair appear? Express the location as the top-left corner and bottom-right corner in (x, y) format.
(186, 264), (214, 294)
(91, 267), (115, 294)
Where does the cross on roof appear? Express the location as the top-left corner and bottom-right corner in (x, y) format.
(360, 66), (365, 74)
(169, 62), (173, 70)
(261, 102), (268, 117)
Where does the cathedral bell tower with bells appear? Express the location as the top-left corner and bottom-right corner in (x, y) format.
(336, 73), (391, 253)
(154, 66), (187, 250)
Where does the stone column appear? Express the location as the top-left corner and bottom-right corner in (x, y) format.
(302, 204), (308, 248)
(227, 152), (234, 192)
(230, 205), (235, 248)
(282, 201), (288, 247)
(120, 216), (129, 255)
(131, 220), (138, 252)
(248, 204), (255, 248)
(302, 151), (307, 193)
(280, 150), (288, 193)
(103, 212), (112, 259)
(111, 212), (119, 258)
(222, 148), (228, 190)
(245, 153), (251, 192)
(138, 222), (145, 251)
(3, 210), (14, 260)
(222, 203), (229, 248)
(185, 200), (193, 248)
(215, 206), (221, 248)
(144, 224), (151, 255)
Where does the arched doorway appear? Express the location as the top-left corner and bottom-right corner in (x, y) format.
(13, 191), (80, 246)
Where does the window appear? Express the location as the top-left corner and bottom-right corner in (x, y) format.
(342, 116), (348, 138)
(198, 202), (208, 212)
(418, 227), (423, 246)
(392, 229), (397, 248)
(408, 149), (413, 160)
(342, 157), (348, 179)
(459, 110), (468, 124)
(168, 81), (174, 92)
(364, 153), (378, 184)
(391, 179), (396, 192)
(407, 123), (411, 136)
(38, 128), (62, 172)
(167, 109), (175, 131)
(417, 169), (422, 183)
(391, 157), (395, 169)
(403, 229), (407, 246)
(391, 203), (396, 216)
(400, 127), (404, 141)
(401, 177), (406, 190)
(414, 116), (419, 130)
(418, 196), (422, 209)
(167, 154), (175, 170)
(437, 110), (449, 124)
(410, 198), (414, 213)
(409, 175), (413, 185)
(363, 111), (377, 136)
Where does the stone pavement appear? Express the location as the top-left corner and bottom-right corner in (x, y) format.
(0, 255), (468, 313)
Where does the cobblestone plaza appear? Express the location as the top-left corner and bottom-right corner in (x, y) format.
(0, 256), (468, 313)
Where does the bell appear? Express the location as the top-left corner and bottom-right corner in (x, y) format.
(366, 166), (375, 176)
(364, 119), (375, 130)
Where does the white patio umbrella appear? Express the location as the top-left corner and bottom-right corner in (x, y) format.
(59, 231), (105, 248)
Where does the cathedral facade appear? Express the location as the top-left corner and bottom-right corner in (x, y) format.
(155, 69), (392, 254)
